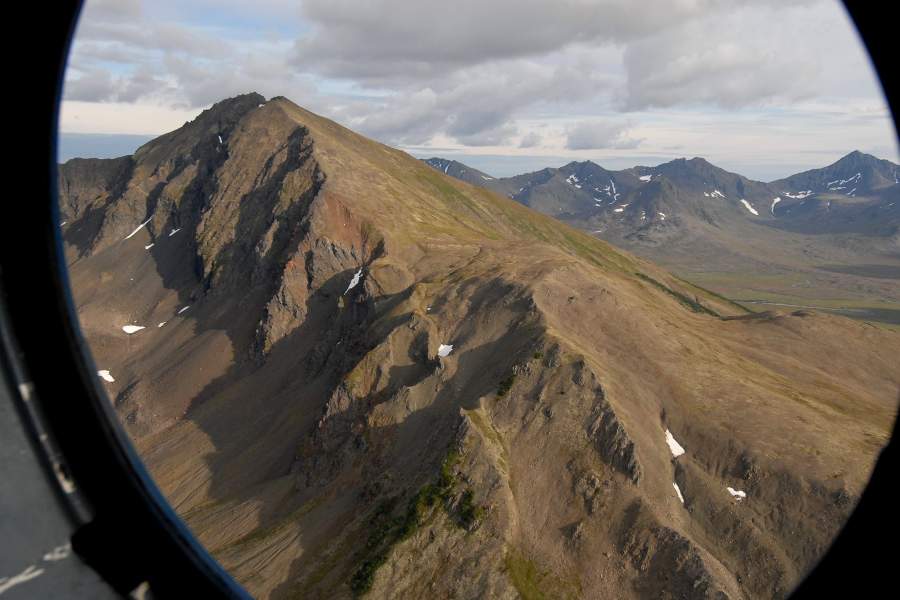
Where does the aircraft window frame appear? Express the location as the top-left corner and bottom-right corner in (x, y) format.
(0, 1), (895, 598)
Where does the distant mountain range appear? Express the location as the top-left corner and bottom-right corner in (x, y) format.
(421, 157), (498, 187)
(425, 151), (900, 324)
(424, 151), (899, 235)
(56, 93), (900, 599)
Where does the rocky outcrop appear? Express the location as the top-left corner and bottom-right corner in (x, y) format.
(587, 396), (642, 484)
(621, 517), (733, 600)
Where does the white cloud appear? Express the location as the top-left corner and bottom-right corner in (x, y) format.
(291, 0), (826, 85)
(59, 0), (898, 175)
(566, 120), (642, 150)
(519, 131), (543, 148)
(619, 2), (874, 111)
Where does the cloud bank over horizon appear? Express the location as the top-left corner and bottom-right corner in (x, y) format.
(60, 0), (898, 179)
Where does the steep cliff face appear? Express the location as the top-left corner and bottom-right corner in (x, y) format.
(60, 94), (900, 600)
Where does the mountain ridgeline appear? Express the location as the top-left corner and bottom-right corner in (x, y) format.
(422, 151), (899, 232)
(59, 94), (900, 600)
(424, 151), (900, 325)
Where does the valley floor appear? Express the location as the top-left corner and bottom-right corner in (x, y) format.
(679, 264), (900, 328)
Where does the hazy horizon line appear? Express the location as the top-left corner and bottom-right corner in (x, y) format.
(58, 131), (896, 183)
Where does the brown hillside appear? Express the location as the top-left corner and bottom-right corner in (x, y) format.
(60, 93), (900, 600)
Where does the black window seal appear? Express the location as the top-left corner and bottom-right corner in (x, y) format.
(1, 1), (249, 597)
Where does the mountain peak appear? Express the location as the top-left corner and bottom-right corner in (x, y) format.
(830, 150), (898, 171)
(561, 160), (611, 176)
(837, 149), (868, 162)
(659, 156), (725, 174)
(202, 92), (267, 120)
(770, 149), (898, 192)
(131, 92), (270, 165)
(824, 149), (899, 176)
(421, 156), (496, 183)
(562, 159), (599, 169)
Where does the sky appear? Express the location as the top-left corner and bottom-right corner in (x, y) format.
(59, 0), (899, 180)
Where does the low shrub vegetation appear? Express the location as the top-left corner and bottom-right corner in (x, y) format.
(350, 448), (468, 596)
(635, 272), (719, 317)
(497, 374), (517, 397)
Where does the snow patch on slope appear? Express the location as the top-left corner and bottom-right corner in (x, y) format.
(344, 269), (363, 294)
(124, 218), (153, 240)
(740, 199), (759, 216)
(566, 174), (582, 188)
(727, 486), (747, 501)
(665, 429), (685, 457)
(828, 173), (860, 192)
(673, 482), (685, 504)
